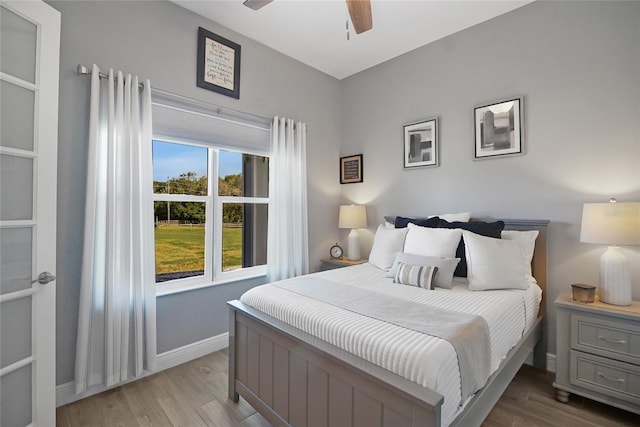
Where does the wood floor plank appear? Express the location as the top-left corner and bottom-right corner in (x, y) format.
(198, 399), (242, 427)
(95, 388), (138, 427)
(57, 352), (639, 427)
(184, 355), (256, 420)
(57, 390), (104, 427)
(526, 389), (637, 427)
(164, 360), (218, 407)
(121, 375), (174, 427)
(481, 404), (517, 427)
(239, 412), (273, 427)
(152, 374), (209, 427)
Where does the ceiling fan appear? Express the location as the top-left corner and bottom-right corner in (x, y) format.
(243, 0), (373, 34)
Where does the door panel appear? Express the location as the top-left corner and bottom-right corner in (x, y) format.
(1, 296), (32, 368)
(0, 1), (60, 426)
(0, 6), (37, 83)
(0, 227), (33, 294)
(1, 80), (36, 150)
(0, 154), (34, 220)
(0, 364), (32, 427)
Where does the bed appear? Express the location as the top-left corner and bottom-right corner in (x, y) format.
(228, 218), (548, 427)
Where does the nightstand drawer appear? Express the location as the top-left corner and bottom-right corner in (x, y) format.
(571, 314), (640, 365)
(570, 350), (640, 404)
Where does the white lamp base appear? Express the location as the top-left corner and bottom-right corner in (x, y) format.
(347, 228), (361, 261)
(599, 245), (631, 306)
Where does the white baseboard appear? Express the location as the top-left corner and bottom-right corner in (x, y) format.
(523, 352), (556, 373)
(547, 352), (556, 373)
(156, 332), (229, 371)
(56, 332), (229, 407)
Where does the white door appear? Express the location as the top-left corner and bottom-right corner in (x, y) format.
(0, 1), (60, 426)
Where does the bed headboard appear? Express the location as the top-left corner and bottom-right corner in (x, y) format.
(384, 216), (549, 316)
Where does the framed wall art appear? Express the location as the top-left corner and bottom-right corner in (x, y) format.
(340, 154), (363, 184)
(403, 118), (438, 168)
(474, 96), (524, 159)
(197, 27), (241, 99)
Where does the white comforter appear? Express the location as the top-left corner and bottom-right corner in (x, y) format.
(240, 263), (542, 426)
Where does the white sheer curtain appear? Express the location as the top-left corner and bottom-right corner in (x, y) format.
(267, 117), (309, 281)
(75, 65), (156, 393)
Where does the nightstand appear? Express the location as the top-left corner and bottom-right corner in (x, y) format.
(554, 293), (640, 414)
(320, 258), (367, 271)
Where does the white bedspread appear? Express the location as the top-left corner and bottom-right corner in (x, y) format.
(240, 263), (542, 426)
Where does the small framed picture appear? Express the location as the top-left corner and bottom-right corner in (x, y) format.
(474, 96), (524, 159)
(340, 154), (363, 184)
(403, 118), (438, 168)
(197, 27), (241, 99)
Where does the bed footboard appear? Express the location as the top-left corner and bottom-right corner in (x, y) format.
(228, 300), (443, 427)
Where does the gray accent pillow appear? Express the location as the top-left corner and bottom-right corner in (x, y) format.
(387, 253), (461, 289)
(394, 263), (438, 290)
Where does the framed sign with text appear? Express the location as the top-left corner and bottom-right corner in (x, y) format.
(197, 27), (241, 99)
(340, 154), (363, 184)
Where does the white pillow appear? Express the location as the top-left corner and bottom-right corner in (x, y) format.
(463, 230), (529, 290)
(387, 253), (461, 289)
(428, 212), (471, 222)
(368, 225), (409, 270)
(501, 230), (539, 279)
(403, 224), (462, 258)
(384, 221), (395, 229)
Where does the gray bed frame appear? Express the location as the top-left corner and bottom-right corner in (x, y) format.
(228, 219), (549, 427)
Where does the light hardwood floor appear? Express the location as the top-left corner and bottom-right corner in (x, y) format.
(57, 350), (638, 427)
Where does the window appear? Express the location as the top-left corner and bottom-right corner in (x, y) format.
(152, 140), (269, 294)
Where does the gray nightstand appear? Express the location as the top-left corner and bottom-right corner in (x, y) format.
(320, 258), (367, 271)
(553, 293), (640, 414)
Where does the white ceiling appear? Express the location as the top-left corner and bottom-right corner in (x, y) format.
(173, 0), (533, 80)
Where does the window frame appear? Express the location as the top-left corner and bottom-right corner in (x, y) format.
(216, 196), (269, 280)
(152, 136), (268, 297)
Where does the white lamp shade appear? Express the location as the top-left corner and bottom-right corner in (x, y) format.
(580, 202), (640, 246)
(339, 205), (367, 229)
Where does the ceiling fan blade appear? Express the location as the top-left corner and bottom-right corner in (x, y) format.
(243, 0), (273, 11)
(346, 0), (373, 34)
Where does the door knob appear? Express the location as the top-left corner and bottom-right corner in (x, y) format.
(32, 271), (56, 284)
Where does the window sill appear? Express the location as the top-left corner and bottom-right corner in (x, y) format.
(155, 265), (267, 297)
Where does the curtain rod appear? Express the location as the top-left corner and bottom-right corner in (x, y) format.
(76, 64), (272, 128)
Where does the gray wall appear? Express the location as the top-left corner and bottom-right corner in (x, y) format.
(339, 1), (640, 355)
(50, 0), (342, 385)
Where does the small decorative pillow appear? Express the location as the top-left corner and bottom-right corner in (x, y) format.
(463, 230), (529, 291)
(368, 224), (409, 270)
(403, 224), (462, 258)
(394, 262), (438, 289)
(387, 253), (461, 289)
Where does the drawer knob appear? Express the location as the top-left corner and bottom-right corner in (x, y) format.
(597, 335), (627, 345)
(597, 372), (625, 383)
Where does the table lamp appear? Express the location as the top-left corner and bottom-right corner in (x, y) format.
(339, 205), (367, 261)
(580, 199), (640, 305)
